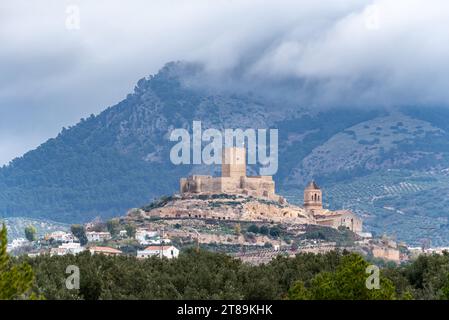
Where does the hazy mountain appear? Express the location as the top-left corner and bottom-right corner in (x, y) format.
(2, 61), (449, 245)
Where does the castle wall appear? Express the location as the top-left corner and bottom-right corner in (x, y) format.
(200, 177), (222, 193)
(180, 175), (221, 194)
(315, 211), (363, 233)
(219, 177), (242, 193)
(181, 175), (276, 200)
(242, 176), (275, 193)
(372, 247), (400, 262)
(179, 147), (276, 200)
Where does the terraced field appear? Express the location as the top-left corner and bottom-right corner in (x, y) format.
(281, 169), (449, 246)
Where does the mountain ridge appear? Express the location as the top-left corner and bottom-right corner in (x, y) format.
(2, 61), (449, 244)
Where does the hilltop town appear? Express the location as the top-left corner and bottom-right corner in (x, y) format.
(123, 146), (395, 263)
(8, 146), (448, 265)
(132, 147), (363, 233)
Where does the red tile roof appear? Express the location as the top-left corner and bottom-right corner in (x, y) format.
(144, 245), (175, 251)
(89, 246), (122, 254)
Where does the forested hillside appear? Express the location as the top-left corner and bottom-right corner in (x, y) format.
(14, 249), (449, 300)
(2, 62), (449, 244)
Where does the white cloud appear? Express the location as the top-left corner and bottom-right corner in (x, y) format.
(1, 0), (449, 165)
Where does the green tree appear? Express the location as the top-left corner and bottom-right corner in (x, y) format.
(91, 222), (107, 232)
(269, 226), (281, 237)
(288, 254), (397, 300)
(441, 273), (449, 299)
(71, 224), (87, 246)
(264, 242), (273, 248)
(24, 225), (37, 242)
(247, 224), (259, 234)
(80, 263), (103, 300)
(106, 219), (120, 237)
(287, 281), (311, 300)
(259, 225), (269, 236)
(125, 223), (136, 238)
(0, 224), (36, 299)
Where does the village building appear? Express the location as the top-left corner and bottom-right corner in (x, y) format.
(408, 246), (449, 259)
(370, 236), (401, 263)
(50, 242), (85, 256)
(6, 238), (29, 252)
(302, 181), (363, 234)
(137, 245), (179, 259)
(88, 246), (122, 256)
(27, 251), (45, 258)
(86, 231), (112, 242)
(372, 246), (401, 263)
(135, 228), (158, 244)
(147, 238), (172, 245)
(45, 231), (75, 243)
(119, 230), (128, 238)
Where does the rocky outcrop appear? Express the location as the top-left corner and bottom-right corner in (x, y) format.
(128, 193), (313, 225)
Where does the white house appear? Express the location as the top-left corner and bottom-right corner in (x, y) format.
(86, 231), (111, 242)
(6, 238), (29, 252)
(88, 246), (122, 256)
(50, 242), (85, 256)
(27, 252), (43, 258)
(356, 232), (373, 239)
(119, 230), (128, 238)
(147, 238), (172, 245)
(45, 231), (74, 243)
(135, 228), (158, 244)
(137, 245), (179, 259)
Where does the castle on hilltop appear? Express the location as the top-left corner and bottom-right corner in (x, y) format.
(180, 147), (283, 202)
(177, 147), (363, 233)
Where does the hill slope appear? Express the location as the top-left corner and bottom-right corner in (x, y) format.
(2, 62), (449, 244)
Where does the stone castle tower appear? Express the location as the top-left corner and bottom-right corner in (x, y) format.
(303, 180), (323, 211)
(221, 147), (246, 178)
(179, 146), (277, 200)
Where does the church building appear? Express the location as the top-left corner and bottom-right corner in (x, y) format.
(302, 180), (363, 233)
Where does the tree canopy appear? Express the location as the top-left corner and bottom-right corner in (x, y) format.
(24, 225), (37, 242)
(0, 224), (37, 300)
(4, 245), (449, 300)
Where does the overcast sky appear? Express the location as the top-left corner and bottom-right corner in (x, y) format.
(1, 0), (449, 165)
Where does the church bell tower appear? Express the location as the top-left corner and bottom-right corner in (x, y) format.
(303, 180), (323, 211)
